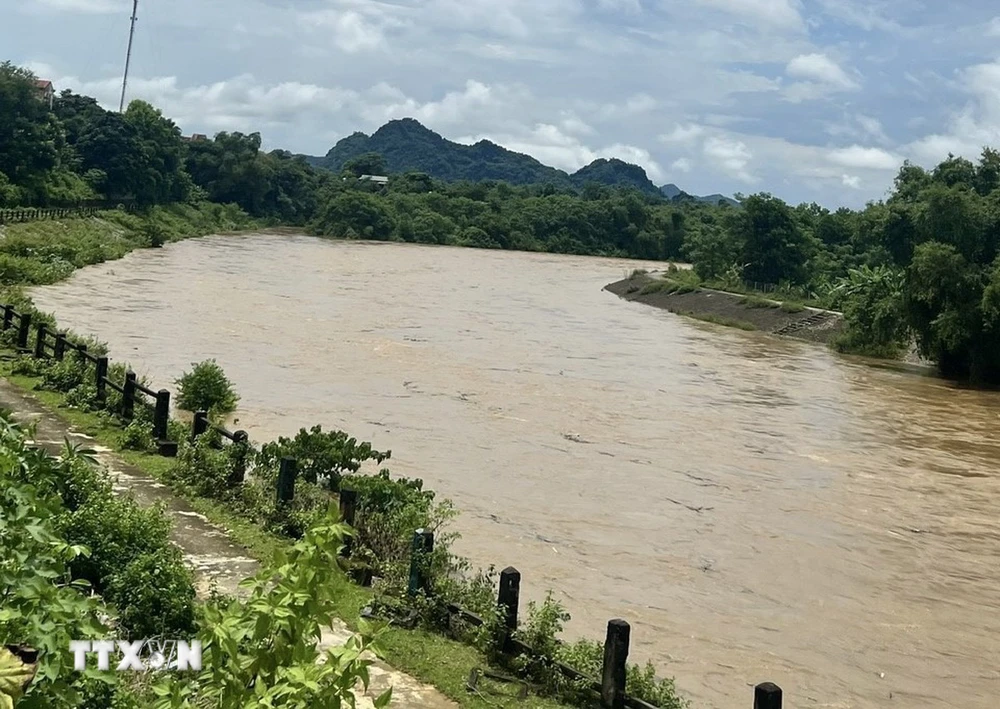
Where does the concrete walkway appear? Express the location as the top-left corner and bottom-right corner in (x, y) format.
(0, 378), (457, 709)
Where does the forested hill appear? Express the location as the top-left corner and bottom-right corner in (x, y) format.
(305, 118), (663, 196)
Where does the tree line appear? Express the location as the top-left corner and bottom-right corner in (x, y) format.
(2, 61), (998, 382)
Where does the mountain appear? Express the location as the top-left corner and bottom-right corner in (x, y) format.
(306, 118), (662, 197)
(660, 183), (740, 207)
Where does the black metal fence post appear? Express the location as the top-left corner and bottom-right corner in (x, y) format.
(497, 567), (521, 653)
(754, 682), (782, 709)
(54, 332), (66, 361)
(338, 489), (358, 557)
(153, 389), (170, 440)
(407, 529), (434, 596)
(601, 619), (630, 709)
(16, 312), (31, 350)
(95, 357), (109, 403)
(2, 305), (12, 331)
(122, 371), (136, 421)
(229, 430), (249, 486)
(277, 457), (297, 503)
(191, 410), (209, 440)
(33, 324), (47, 358)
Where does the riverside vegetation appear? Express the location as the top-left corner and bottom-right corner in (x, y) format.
(4, 59), (1000, 381)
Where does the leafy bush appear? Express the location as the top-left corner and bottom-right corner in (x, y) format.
(341, 470), (452, 575)
(257, 425), (390, 491)
(106, 547), (196, 638)
(0, 418), (113, 708)
(174, 359), (239, 416)
(119, 407), (156, 452)
(58, 492), (173, 591)
(513, 594), (689, 709)
(149, 511), (390, 709)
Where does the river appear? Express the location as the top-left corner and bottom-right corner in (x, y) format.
(29, 233), (1000, 708)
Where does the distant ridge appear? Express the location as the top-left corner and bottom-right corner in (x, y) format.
(659, 183), (740, 207)
(306, 118), (667, 197)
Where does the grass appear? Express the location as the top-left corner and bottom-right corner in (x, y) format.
(738, 295), (779, 309)
(779, 301), (806, 314)
(0, 203), (257, 288)
(638, 279), (699, 297)
(683, 312), (758, 331)
(0, 363), (574, 709)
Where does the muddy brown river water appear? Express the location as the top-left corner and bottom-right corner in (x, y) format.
(29, 233), (1000, 708)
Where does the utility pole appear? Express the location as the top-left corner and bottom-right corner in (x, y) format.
(119, 0), (139, 113)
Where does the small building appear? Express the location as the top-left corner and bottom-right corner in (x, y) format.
(182, 133), (209, 143)
(359, 174), (389, 186)
(34, 80), (54, 110)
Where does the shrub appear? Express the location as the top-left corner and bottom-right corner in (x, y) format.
(59, 493), (173, 591)
(513, 594), (689, 709)
(119, 408), (156, 452)
(40, 357), (91, 392)
(174, 359), (239, 416)
(257, 425), (390, 491)
(106, 547), (196, 638)
(149, 512), (389, 709)
(166, 435), (236, 500)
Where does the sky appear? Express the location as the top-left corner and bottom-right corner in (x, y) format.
(4, 0), (1000, 209)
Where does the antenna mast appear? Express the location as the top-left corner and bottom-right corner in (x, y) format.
(119, 0), (139, 113)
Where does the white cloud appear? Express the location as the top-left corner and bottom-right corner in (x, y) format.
(671, 158), (693, 173)
(815, 0), (903, 33)
(597, 0), (642, 13)
(660, 124), (705, 144)
(694, 0), (804, 30)
(906, 60), (1000, 165)
(299, 8), (396, 53)
(786, 53), (858, 89)
(988, 17), (1000, 37)
(703, 135), (755, 182)
(826, 145), (899, 170)
(841, 174), (861, 188)
(486, 124), (665, 181)
(27, 0), (119, 13)
(856, 115), (888, 143)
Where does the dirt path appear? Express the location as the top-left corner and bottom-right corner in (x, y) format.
(0, 377), (457, 709)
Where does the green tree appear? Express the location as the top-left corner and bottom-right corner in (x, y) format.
(341, 152), (387, 178)
(729, 193), (812, 285)
(0, 62), (60, 193)
(312, 191), (396, 240)
(123, 100), (190, 205)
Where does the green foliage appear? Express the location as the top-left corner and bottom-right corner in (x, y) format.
(149, 512), (391, 709)
(831, 266), (908, 357)
(174, 359), (239, 416)
(166, 434), (234, 500)
(512, 594), (688, 709)
(257, 425), (390, 491)
(105, 547), (196, 639)
(52, 450), (196, 638)
(0, 418), (112, 708)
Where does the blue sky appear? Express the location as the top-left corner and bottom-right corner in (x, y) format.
(4, 0), (1000, 208)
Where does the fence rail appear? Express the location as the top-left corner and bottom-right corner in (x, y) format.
(0, 202), (138, 225)
(1, 302), (788, 709)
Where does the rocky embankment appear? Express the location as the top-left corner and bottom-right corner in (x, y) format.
(605, 272), (845, 344)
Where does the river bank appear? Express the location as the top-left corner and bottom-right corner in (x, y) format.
(604, 271), (844, 343)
